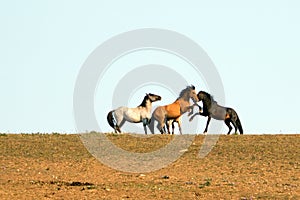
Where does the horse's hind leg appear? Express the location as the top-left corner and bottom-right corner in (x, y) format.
(113, 123), (121, 133)
(157, 123), (165, 134)
(159, 117), (168, 134)
(115, 126), (121, 133)
(155, 121), (162, 134)
(116, 119), (126, 133)
(231, 120), (238, 134)
(225, 119), (232, 135)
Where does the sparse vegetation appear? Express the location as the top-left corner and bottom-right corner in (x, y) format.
(199, 178), (212, 188)
(0, 134), (299, 199)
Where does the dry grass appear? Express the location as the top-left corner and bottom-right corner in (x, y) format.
(0, 133), (299, 199)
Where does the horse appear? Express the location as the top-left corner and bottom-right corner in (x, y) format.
(149, 85), (199, 134)
(189, 91), (243, 135)
(107, 93), (161, 134)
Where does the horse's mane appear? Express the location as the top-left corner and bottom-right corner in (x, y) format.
(200, 91), (217, 103)
(138, 94), (149, 107)
(138, 93), (157, 107)
(178, 85), (195, 99)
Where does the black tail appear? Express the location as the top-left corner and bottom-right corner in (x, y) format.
(235, 115), (243, 134)
(107, 111), (115, 129)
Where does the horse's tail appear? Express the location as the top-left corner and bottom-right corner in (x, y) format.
(235, 114), (243, 134)
(149, 115), (155, 134)
(107, 110), (115, 129)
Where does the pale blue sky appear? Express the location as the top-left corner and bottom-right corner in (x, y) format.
(1, 1), (300, 133)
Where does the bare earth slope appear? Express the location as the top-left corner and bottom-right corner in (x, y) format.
(0, 134), (299, 199)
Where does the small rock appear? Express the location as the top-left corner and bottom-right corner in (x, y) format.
(162, 175), (169, 179)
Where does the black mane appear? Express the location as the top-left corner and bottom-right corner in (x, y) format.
(200, 91), (217, 103)
(138, 95), (149, 107)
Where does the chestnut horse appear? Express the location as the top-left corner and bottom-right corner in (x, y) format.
(107, 93), (161, 134)
(149, 85), (199, 134)
(189, 91), (243, 134)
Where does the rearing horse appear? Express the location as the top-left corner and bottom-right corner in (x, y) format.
(149, 85), (199, 134)
(189, 91), (243, 135)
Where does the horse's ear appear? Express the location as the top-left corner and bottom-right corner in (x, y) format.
(191, 85), (195, 90)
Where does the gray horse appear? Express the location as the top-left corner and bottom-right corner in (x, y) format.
(107, 93), (161, 134)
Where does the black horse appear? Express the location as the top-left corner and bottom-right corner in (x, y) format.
(189, 91), (243, 135)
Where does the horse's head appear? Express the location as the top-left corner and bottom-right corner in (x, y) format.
(147, 93), (162, 102)
(188, 85), (199, 103)
(197, 91), (205, 101)
(198, 91), (213, 103)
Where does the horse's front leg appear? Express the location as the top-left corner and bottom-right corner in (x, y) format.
(166, 120), (171, 134)
(187, 104), (196, 116)
(187, 104), (202, 117)
(203, 116), (211, 133)
(142, 118), (150, 134)
(189, 112), (200, 122)
(171, 121), (176, 134)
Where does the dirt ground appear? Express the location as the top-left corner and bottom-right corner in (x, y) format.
(0, 133), (299, 199)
